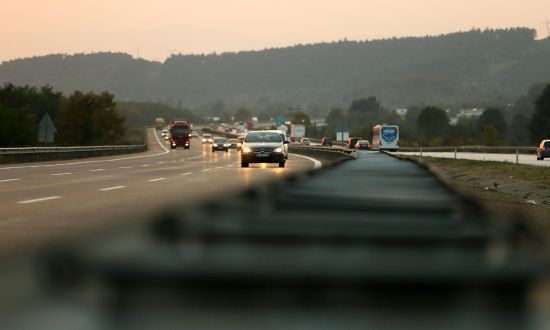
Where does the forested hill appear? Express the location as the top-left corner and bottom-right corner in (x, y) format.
(1, 28), (549, 108)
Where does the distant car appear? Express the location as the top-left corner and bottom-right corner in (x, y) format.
(241, 131), (288, 168)
(202, 134), (213, 144)
(300, 137), (310, 145)
(228, 139), (238, 149)
(321, 137), (332, 147)
(537, 139), (550, 160)
(212, 138), (229, 152)
(347, 137), (362, 149)
(161, 129), (169, 137)
(237, 137), (245, 151)
(355, 139), (371, 150)
(190, 131), (199, 138)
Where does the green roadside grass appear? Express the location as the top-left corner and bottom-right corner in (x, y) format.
(411, 157), (550, 188)
(400, 156), (550, 232)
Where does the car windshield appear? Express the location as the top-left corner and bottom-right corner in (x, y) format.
(245, 132), (283, 143)
(544, 141), (550, 148)
(171, 127), (189, 134)
(203, 134), (212, 138)
(214, 138), (226, 143)
(229, 139), (237, 143)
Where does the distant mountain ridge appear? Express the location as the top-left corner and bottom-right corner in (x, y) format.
(1, 28), (549, 108)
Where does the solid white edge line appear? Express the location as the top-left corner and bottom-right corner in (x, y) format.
(149, 178), (166, 182)
(1, 128), (170, 170)
(290, 153), (322, 170)
(100, 186), (126, 191)
(0, 178), (21, 183)
(18, 196), (61, 204)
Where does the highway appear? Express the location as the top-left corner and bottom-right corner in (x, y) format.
(396, 151), (550, 166)
(0, 129), (320, 255)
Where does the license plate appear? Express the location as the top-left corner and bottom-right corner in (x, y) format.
(256, 153), (269, 157)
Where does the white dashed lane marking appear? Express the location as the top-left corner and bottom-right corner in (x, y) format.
(50, 173), (72, 176)
(18, 196), (61, 204)
(202, 169), (212, 172)
(100, 186), (126, 191)
(181, 172), (192, 176)
(148, 178), (166, 182)
(0, 178), (21, 183)
(90, 169), (105, 172)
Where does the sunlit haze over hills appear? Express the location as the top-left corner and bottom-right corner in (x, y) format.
(1, 0), (549, 62)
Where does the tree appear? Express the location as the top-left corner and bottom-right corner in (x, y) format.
(476, 108), (507, 142)
(291, 111), (310, 125)
(219, 111), (232, 123)
(416, 106), (450, 142)
(0, 83), (64, 146)
(57, 91), (125, 145)
(347, 97), (386, 132)
(0, 105), (36, 147)
(481, 125), (498, 146)
(234, 108), (251, 122)
(348, 97), (382, 115)
(529, 83), (550, 143)
(509, 113), (529, 145)
(326, 108), (346, 127)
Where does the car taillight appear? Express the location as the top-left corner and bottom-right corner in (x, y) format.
(540, 147), (545, 152)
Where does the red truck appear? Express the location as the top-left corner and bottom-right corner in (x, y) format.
(169, 120), (192, 149)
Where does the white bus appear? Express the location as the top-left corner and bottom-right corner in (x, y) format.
(372, 124), (399, 151)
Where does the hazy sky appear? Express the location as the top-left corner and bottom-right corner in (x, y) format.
(1, 0), (549, 63)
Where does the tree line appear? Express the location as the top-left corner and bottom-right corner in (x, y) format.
(0, 84), (126, 147)
(318, 82), (550, 146)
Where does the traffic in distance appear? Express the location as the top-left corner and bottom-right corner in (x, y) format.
(158, 119), (291, 168)
(159, 119), (404, 159)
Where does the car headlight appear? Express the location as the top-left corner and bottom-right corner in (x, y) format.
(242, 147), (252, 153)
(224, 144), (230, 147)
(202, 138), (206, 142)
(273, 147), (283, 153)
(237, 143), (242, 147)
(213, 144), (218, 147)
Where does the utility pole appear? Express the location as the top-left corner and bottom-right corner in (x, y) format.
(545, 20), (550, 38)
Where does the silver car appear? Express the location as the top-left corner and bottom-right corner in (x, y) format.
(241, 131), (288, 168)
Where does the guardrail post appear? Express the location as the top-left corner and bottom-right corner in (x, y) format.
(454, 148), (457, 159)
(420, 146), (423, 157)
(516, 149), (519, 165)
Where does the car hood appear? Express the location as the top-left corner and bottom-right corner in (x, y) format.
(243, 142), (283, 148)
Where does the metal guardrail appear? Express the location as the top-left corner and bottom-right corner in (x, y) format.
(0, 144), (147, 164)
(399, 145), (538, 153)
(289, 144), (356, 157)
(0, 145), (146, 155)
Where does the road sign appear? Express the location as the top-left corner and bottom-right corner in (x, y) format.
(275, 115), (285, 126)
(38, 113), (57, 143)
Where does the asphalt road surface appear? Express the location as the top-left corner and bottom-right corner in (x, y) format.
(396, 151), (550, 167)
(0, 129), (320, 255)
